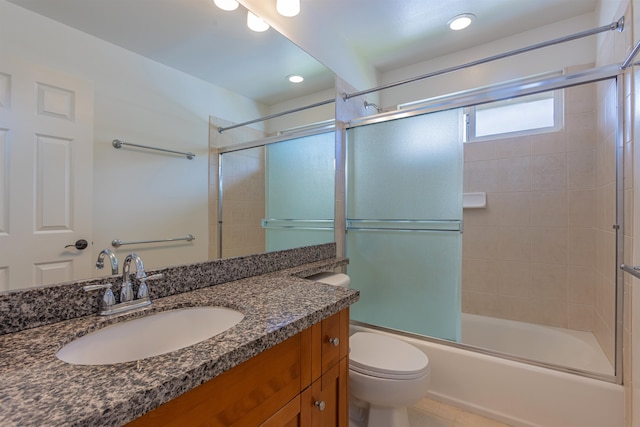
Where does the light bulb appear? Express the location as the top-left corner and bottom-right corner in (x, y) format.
(277, 0), (300, 17)
(213, 0), (239, 11)
(448, 13), (475, 31)
(247, 11), (270, 32)
(287, 75), (304, 83)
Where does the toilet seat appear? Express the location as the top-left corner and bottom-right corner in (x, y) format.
(349, 332), (430, 380)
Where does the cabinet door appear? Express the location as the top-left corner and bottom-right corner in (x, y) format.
(302, 358), (349, 427)
(320, 309), (349, 373)
(261, 396), (302, 427)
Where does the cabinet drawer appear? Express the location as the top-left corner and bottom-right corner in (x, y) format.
(301, 358), (349, 427)
(126, 334), (302, 427)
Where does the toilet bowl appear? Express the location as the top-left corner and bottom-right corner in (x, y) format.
(309, 272), (431, 427)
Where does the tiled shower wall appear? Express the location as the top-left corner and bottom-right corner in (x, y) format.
(209, 118), (266, 259)
(461, 71), (616, 353)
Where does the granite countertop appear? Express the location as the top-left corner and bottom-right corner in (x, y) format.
(0, 260), (359, 427)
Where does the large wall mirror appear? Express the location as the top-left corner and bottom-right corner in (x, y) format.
(0, 0), (335, 292)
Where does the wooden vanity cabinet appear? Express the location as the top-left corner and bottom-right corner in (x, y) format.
(126, 308), (349, 427)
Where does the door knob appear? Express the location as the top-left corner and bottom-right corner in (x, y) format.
(65, 239), (88, 250)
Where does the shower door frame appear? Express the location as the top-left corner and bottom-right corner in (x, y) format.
(342, 64), (625, 384)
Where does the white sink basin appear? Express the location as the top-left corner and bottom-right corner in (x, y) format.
(56, 306), (244, 365)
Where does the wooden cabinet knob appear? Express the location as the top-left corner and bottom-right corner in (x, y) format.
(314, 400), (326, 411)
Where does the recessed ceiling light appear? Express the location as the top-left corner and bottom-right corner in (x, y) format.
(277, 0), (300, 17)
(247, 11), (270, 32)
(448, 13), (475, 31)
(213, 0), (239, 11)
(287, 74), (304, 83)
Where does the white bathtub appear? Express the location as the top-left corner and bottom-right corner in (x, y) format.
(461, 313), (614, 375)
(350, 322), (624, 427)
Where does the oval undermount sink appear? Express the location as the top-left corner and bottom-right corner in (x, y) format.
(56, 306), (244, 365)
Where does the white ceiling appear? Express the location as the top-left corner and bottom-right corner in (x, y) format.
(7, 0), (600, 105)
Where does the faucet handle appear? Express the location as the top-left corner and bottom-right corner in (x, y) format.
(136, 273), (163, 299)
(137, 278), (149, 299)
(83, 283), (116, 312)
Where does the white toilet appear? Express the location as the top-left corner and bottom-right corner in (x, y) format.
(309, 272), (431, 427)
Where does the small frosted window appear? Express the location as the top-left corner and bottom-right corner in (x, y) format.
(476, 97), (554, 137)
(467, 90), (562, 142)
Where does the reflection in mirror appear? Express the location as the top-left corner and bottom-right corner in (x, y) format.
(219, 131), (335, 258)
(0, 0), (335, 292)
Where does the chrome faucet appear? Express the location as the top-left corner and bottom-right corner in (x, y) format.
(95, 249), (119, 275)
(84, 253), (163, 316)
(121, 253), (146, 302)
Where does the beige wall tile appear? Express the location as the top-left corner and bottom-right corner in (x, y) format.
(568, 227), (596, 267)
(568, 189), (595, 228)
(464, 159), (499, 192)
(497, 157), (531, 192)
(463, 226), (500, 260)
(568, 303), (594, 331)
(497, 261), (532, 297)
(496, 192), (531, 227)
(462, 291), (500, 317)
(530, 131), (566, 156)
(496, 137), (531, 158)
(532, 263), (567, 300)
(567, 149), (596, 190)
(531, 190), (567, 227)
(531, 227), (567, 264)
(531, 152), (567, 191)
(464, 140), (498, 162)
(567, 265), (595, 305)
(462, 259), (499, 293)
(498, 227), (531, 261)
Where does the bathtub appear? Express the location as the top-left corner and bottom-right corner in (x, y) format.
(350, 321), (624, 427)
(461, 313), (614, 375)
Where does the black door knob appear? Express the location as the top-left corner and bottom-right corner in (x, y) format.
(65, 239), (89, 250)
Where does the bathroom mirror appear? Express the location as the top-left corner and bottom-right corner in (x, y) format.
(0, 0), (335, 292)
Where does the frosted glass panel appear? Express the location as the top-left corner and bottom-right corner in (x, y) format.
(346, 108), (463, 341)
(265, 132), (335, 251)
(348, 109), (463, 220)
(347, 230), (461, 340)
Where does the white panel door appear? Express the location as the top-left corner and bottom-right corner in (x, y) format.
(0, 54), (93, 291)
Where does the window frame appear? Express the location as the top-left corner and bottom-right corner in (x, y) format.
(464, 88), (564, 143)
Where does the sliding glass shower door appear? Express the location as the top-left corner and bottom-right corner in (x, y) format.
(346, 109), (464, 341)
(263, 131), (335, 251)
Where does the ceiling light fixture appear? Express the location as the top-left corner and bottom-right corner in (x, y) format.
(277, 0), (300, 17)
(448, 13), (475, 31)
(213, 0), (239, 11)
(287, 74), (304, 83)
(247, 11), (270, 32)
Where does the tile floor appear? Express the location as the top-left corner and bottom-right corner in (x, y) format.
(408, 397), (513, 427)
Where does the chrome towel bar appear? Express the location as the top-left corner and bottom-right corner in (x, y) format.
(112, 234), (195, 248)
(620, 264), (640, 280)
(112, 139), (195, 159)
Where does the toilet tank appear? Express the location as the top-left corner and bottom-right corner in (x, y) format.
(307, 272), (351, 288)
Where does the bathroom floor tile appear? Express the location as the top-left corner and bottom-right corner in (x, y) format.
(409, 397), (513, 427)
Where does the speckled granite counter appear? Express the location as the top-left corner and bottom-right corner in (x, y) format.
(0, 259), (359, 427)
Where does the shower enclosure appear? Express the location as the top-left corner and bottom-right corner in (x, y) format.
(344, 67), (622, 381)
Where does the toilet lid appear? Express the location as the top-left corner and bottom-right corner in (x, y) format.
(349, 332), (430, 380)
